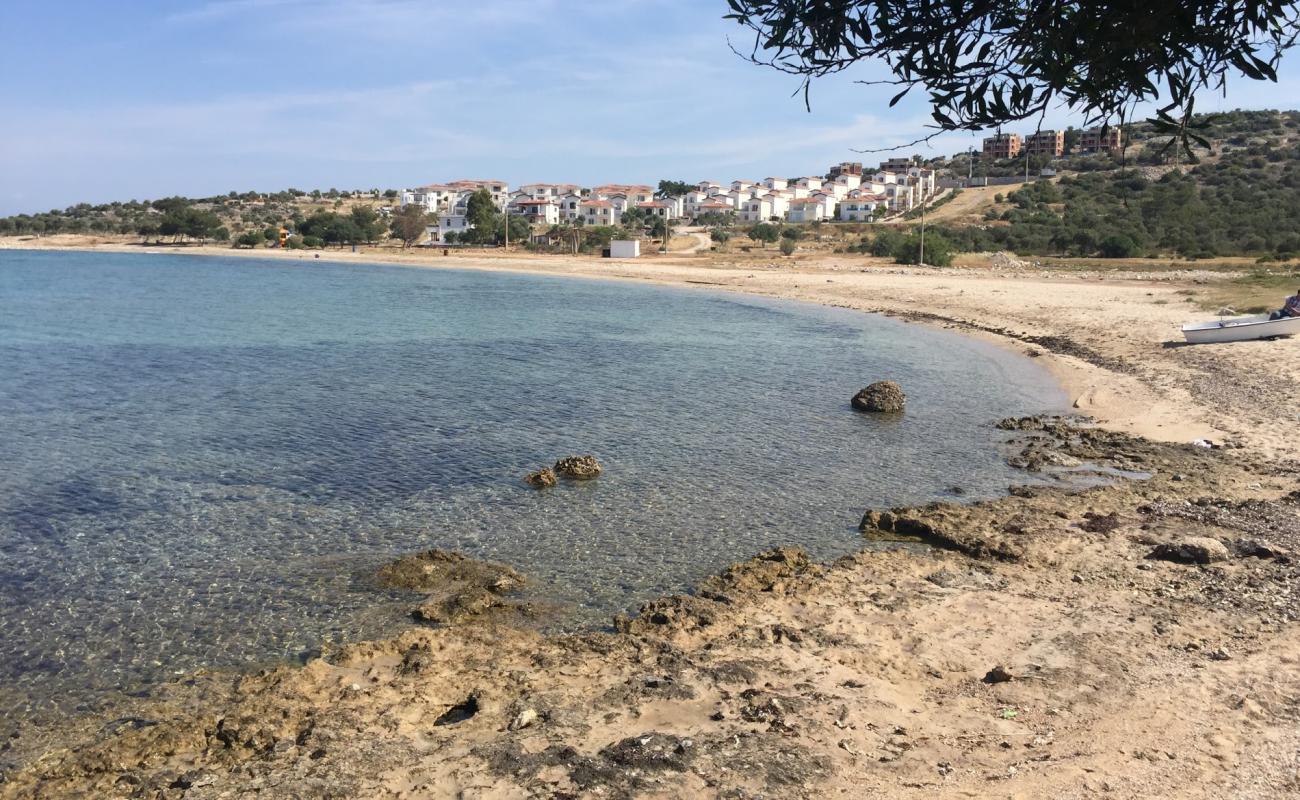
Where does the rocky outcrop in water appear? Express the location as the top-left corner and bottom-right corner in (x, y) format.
(851, 381), (906, 413)
(376, 549), (528, 626)
(554, 455), (602, 480)
(524, 468), (557, 488)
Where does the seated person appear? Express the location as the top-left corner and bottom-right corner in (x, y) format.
(1269, 289), (1300, 320)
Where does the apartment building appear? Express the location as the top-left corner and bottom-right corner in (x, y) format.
(982, 133), (1022, 159)
(1079, 126), (1123, 154)
(1024, 130), (1065, 158)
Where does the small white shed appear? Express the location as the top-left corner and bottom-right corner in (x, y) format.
(609, 239), (641, 258)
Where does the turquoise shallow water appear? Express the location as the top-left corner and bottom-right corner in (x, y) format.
(0, 249), (1066, 725)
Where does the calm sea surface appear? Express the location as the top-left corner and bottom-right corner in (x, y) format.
(0, 249), (1066, 725)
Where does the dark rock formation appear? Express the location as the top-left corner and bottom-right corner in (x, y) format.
(851, 381), (906, 412)
(554, 455), (602, 480)
(376, 549), (524, 594)
(523, 468), (557, 488)
(1148, 537), (1231, 565)
(375, 549), (527, 626)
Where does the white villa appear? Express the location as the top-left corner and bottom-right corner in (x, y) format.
(399, 159), (940, 244)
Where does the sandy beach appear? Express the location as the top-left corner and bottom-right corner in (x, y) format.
(1, 238), (1298, 799)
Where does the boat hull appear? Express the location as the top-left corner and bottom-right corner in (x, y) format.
(1181, 314), (1300, 344)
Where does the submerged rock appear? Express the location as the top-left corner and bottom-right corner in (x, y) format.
(851, 381), (906, 413)
(524, 467), (557, 488)
(554, 455), (602, 479)
(376, 549), (528, 626)
(376, 549), (524, 594)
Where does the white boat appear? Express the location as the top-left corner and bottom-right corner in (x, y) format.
(1181, 313), (1300, 344)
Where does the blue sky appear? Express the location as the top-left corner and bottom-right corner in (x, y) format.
(3, 0), (1298, 216)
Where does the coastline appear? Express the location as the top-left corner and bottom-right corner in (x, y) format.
(1, 240), (1298, 798)
(8, 237), (1295, 455)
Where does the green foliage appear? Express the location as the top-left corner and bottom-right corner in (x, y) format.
(349, 206), (385, 243)
(902, 188), (960, 220)
(494, 214), (532, 245)
(894, 231), (954, 266)
(868, 228), (905, 257)
(779, 238), (797, 256)
(657, 179), (695, 197)
(389, 205), (430, 248)
(620, 206), (650, 230)
(695, 211), (736, 227)
(748, 222), (780, 247)
(710, 228), (732, 244)
(781, 227), (803, 240)
(297, 210), (363, 246)
(1098, 233), (1141, 258)
(465, 189), (498, 232)
(725, 1), (1297, 154)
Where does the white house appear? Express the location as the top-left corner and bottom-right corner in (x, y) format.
(558, 193), (584, 221)
(796, 176), (824, 191)
(517, 183), (581, 201)
(787, 194), (835, 223)
(906, 167), (937, 197)
(591, 184), (654, 204)
(693, 200), (735, 219)
(509, 198), (560, 226)
(401, 183), (457, 213)
(580, 199), (619, 226)
(883, 182), (916, 211)
(833, 173), (862, 191)
(635, 200), (674, 220)
(447, 179), (510, 209)
(762, 177), (789, 191)
(839, 193), (888, 222)
(739, 196), (772, 223)
(431, 214), (471, 243)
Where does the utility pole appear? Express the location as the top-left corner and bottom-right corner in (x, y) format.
(918, 173), (926, 266)
(915, 156), (925, 266)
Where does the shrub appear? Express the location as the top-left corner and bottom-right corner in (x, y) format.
(779, 238), (796, 256)
(894, 232), (954, 266)
(1098, 233), (1140, 258)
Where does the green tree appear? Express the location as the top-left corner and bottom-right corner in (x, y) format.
(748, 222), (780, 248)
(895, 231), (954, 266)
(389, 205), (430, 249)
(711, 229), (732, 245)
(492, 214), (531, 246)
(657, 180), (695, 197)
(620, 206), (650, 230)
(724, 0), (1297, 154)
(1098, 233), (1140, 258)
(869, 228), (905, 257)
(349, 205), (384, 242)
(781, 227), (803, 240)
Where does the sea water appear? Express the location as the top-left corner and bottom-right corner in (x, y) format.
(0, 249), (1066, 725)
